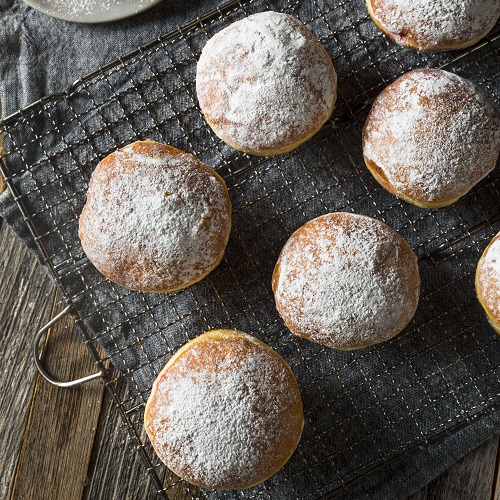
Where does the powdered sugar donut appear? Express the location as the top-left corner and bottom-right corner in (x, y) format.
(272, 213), (420, 350)
(196, 11), (337, 156)
(144, 330), (304, 490)
(363, 69), (500, 208)
(366, 0), (500, 51)
(79, 140), (231, 292)
(476, 231), (500, 334)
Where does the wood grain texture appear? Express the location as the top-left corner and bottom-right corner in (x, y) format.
(83, 378), (159, 500)
(494, 443), (500, 500)
(0, 223), (57, 498)
(408, 435), (499, 500)
(9, 290), (105, 500)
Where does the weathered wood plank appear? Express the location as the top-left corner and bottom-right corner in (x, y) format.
(0, 223), (57, 498)
(409, 435), (499, 500)
(9, 288), (105, 500)
(493, 440), (500, 500)
(83, 378), (159, 500)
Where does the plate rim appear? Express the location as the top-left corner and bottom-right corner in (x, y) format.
(21, 0), (164, 23)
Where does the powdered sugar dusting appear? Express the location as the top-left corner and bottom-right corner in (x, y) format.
(39, 0), (152, 19)
(145, 333), (303, 490)
(371, 0), (500, 49)
(363, 69), (500, 205)
(79, 141), (231, 292)
(478, 234), (500, 320)
(273, 213), (420, 349)
(196, 11), (336, 154)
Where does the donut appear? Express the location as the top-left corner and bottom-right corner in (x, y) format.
(196, 11), (337, 156)
(366, 0), (500, 51)
(362, 69), (500, 208)
(476, 231), (500, 334)
(79, 140), (231, 293)
(144, 330), (304, 490)
(272, 213), (420, 350)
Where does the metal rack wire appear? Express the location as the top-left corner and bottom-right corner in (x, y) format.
(1, 0), (499, 497)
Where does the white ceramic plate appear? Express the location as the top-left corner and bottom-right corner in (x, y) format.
(22, 0), (164, 23)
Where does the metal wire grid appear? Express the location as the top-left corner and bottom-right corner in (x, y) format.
(1, 0), (500, 497)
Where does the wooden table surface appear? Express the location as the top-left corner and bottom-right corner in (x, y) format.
(0, 203), (499, 499)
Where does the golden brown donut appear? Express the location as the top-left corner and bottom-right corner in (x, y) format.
(196, 11), (337, 156)
(366, 0), (500, 51)
(79, 140), (231, 292)
(363, 69), (500, 208)
(144, 330), (304, 490)
(272, 213), (420, 350)
(476, 231), (500, 334)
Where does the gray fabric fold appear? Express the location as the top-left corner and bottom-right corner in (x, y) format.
(1, 1), (499, 499)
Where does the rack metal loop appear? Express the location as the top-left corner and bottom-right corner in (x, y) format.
(33, 305), (104, 388)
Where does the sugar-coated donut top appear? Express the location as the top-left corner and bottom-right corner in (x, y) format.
(79, 140), (231, 292)
(196, 11), (336, 154)
(145, 331), (303, 490)
(273, 213), (420, 349)
(369, 0), (500, 49)
(477, 233), (500, 322)
(363, 69), (500, 205)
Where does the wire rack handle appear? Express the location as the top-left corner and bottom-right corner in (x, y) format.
(33, 305), (104, 388)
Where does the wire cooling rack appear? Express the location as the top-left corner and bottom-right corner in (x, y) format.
(1, 0), (500, 498)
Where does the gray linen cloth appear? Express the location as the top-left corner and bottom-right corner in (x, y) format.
(0, 1), (499, 499)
